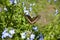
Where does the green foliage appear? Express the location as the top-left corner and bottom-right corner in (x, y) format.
(0, 0), (60, 40)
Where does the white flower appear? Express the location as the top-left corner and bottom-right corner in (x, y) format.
(24, 10), (30, 15)
(30, 34), (35, 39)
(33, 26), (38, 31)
(2, 33), (13, 38)
(55, 9), (58, 15)
(4, 33), (9, 37)
(9, 29), (15, 35)
(4, 7), (8, 11)
(21, 32), (26, 39)
(29, 7), (32, 11)
(2, 33), (10, 38)
(24, 10), (29, 13)
(38, 33), (44, 40)
(24, 7), (26, 11)
(2, 35), (4, 38)
(2, 28), (8, 35)
(25, 12), (29, 15)
(8, 34), (12, 38)
(2, 28), (15, 39)
(56, 9), (58, 13)
(24, 7), (30, 15)
(30, 4), (32, 7)
(14, 0), (17, 4)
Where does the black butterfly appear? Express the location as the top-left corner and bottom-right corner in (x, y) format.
(25, 15), (41, 24)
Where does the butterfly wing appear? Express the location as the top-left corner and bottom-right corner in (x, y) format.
(25, 15), (40, 24)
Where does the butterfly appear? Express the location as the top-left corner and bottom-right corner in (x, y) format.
(25, 15), (41, 24)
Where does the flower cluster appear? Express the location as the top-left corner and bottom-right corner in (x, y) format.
(21, 32), (44, 40)
(24, 6), (30, 15)
(23, 2), (30, 16)
(20, 26), (43, 40)
(23, 2), (35, 16)
(2, 28), (15, 39)
(21, 32), (35, 40)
